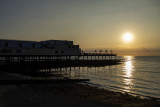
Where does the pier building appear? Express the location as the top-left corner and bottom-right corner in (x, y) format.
(0, 39), (119, 76)
(0, 39), (81, 55)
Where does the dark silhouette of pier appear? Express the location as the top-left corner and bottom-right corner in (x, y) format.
(0, 53), (119, 71)
(0, 53), (120, 84)
(0, 53), (117, 62)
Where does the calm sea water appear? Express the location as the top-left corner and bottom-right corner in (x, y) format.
(68, 56), (160, 98)
(5, 56), (160, 98)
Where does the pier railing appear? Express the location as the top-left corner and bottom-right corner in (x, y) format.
(82, 53), (117, 56)
(0, 53), (117, 62)
(0, 53), (120, 78)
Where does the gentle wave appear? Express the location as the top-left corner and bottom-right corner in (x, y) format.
(74, 56), (160, 99)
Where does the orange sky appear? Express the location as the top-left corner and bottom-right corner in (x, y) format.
(0, 0), (160, 56)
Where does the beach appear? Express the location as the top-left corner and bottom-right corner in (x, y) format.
(0, 83), (159, 107)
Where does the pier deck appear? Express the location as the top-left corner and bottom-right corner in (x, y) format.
(0, 54), (120, 78)
(0, 53), (117, 62)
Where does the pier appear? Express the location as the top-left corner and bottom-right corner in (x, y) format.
(0, 53), (117, 63)
(0, 53), (120, 77)
(0, 53), (119, 70)
(0, 39), (121, 81)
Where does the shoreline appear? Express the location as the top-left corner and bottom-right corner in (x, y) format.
(0, 70), (160, 106)
(87, 82), (160, 101)
(0, 83), (159, 107)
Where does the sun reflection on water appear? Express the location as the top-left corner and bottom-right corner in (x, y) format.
(123, 56), (134, 92)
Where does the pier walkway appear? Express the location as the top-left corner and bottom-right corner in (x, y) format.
(0, 53), (120, 78)
(0, 53), (117, 63)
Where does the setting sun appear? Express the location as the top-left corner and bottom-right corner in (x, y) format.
(122, 32), (134, 43)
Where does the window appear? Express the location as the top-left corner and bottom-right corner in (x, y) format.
(32, 43), (35, 48)
(4, 42), (8, 47)
(7, 49), (12, 53)
(55, 51), (59, 54)
(19, 43), (23, 48)
(2, 49), (6, 53)
(16, 50), (21, 53)
(61, 51), (64, 54)
(44, 44), (47, 47)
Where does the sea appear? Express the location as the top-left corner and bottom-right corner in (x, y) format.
(68, 56), (160, 99)
(3, 56), (160, 99)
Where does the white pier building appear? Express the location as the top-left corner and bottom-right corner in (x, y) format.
(0, 39), (81, 55)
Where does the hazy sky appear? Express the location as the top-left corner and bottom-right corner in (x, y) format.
(0, 0), (160, 56)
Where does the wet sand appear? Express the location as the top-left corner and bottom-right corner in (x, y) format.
(0, 83), (159, 107)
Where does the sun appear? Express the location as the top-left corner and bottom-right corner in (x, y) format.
(122, 32), (133, 43)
